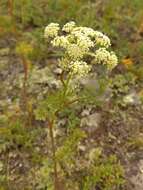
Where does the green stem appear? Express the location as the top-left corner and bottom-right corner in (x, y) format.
(60, 71), (66, 87)
(8, 0), (13, 18)
(8, 0), (16, 34)
(21, 56), (28, 113)
(62, 74), (72, 98)
(48, 119), (60, 190)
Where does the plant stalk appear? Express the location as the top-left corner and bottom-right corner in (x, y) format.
(8, 0), (16, 34)
(8, 0), (13, 18)
(21, 56), (28, 110)
(48, 119), (60, 190)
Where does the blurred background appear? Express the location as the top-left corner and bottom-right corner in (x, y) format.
(0, 1), (143, 190)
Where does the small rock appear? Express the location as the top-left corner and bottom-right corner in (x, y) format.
(35, 147), (40, 152)
(54, 127), (65, 137)
(0, 58), (9, 65)
(19, 163), (23, 168)
(108, 132), (117, 140)
(57, 118), (67, 127)
(0, 47), (10, 56)
(53, 68), (62, 75)
(78, 144), (86, 152)
(9, 152), (17, 158)
(130, 160), (143, 190)
(123, 92), (141, 105)
(49, 80), (60, 89)
(81, 109), (91, 117)
(80, 112), (101, 132)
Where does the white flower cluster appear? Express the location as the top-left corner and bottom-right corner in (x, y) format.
(44, 21), (118, 77)
(94, 31), (111, 48)
(69, 61), (91, 77)
(71, 27), (96, 37)
(76, 34), (94, 50)
(94, 48), (118, 70)
(51, 36), (69, 48)
(44, 23), (60, 38)
(67, 44), (86, 60)
(62, 21), (76, 33)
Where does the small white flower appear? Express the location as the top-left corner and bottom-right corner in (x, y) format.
(94, 31), (111, 48)
(51, 36), (69, 48)
(107, 52), (118, 70)
(44, 23), (60, 38)
(76, 34), (94, 50)
(70, 61), (91, 77)
(62, 21), (76, 33)
(67, 44), (86, 59)
(94, 48), (118, 70)
(72, 27), (95, 37)
(81, 27), (96, 37)
(94, 48), (110, 62)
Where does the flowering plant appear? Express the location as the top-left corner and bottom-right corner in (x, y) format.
(37, 21), (119, 190)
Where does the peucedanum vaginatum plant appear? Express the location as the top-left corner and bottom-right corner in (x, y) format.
(35, 21), (119, 190)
